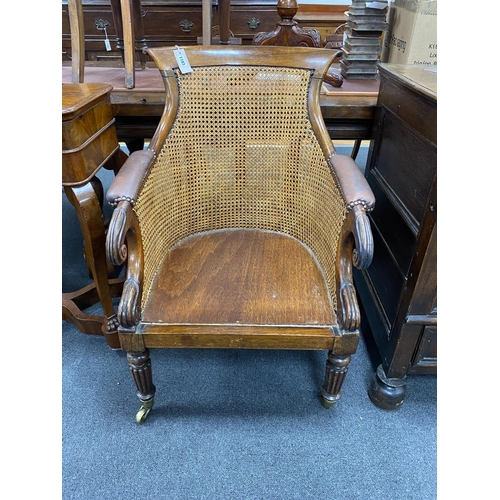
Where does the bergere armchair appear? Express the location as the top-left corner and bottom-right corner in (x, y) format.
(106, 46), (375, 423)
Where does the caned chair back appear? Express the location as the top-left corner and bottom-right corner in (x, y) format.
(134, 46), (345, 311)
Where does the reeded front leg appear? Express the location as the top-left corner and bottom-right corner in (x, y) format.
(320, 352), (351, 409)
(127, 350), (156, 423)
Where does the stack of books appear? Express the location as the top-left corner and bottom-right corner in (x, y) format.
(340, 0), (389, 79)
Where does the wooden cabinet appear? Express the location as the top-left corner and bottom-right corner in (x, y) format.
(62, 1), (348, 61)
(354, 64), (437, 410)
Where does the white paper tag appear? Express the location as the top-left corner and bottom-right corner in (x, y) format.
(104, 27), (112, 51)
(173, 46), (193, 74)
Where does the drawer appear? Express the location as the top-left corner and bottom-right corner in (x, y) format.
(82, 7), (118, 39)
(86, 49), (123, 62)
(62, 4), (118, 56)
(408, 325), (437, 374)
(62, 120), (119, 186)
(142, 6), (210, 40)
(62, 98), (115, 150)
(379, 78), (437, 144)
(229, 8), (281, 38)
(62, 91), (119, 186)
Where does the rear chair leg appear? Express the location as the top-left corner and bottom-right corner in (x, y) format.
(320, 352), (351, 409)
(127, 349), (156, 423)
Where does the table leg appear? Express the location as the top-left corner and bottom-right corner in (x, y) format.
(111, 0), (147, 89)
(121, 0), (136, 89)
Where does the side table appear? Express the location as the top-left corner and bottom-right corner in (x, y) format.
(62, 83), (127, 349)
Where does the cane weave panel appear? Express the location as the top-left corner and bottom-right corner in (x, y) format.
(134, 65), (346, 313)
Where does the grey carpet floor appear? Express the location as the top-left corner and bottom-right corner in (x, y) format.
(62, 145), (437, 499)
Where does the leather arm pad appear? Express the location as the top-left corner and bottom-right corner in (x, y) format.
(329, 153), (375, 212)
(106, 149), (156, 207)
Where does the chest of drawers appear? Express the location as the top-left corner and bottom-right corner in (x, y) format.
(354, 64), (437, 410)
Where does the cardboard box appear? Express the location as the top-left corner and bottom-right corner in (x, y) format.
(381, 0), (437, 66)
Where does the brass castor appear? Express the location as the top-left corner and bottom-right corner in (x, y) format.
(135, 398), (154, 424)
(320, 389), (341, 409)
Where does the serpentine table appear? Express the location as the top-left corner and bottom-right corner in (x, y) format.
(62, 82), (127, 349)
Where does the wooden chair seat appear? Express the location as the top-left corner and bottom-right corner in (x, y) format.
(140, 228), (337, 349)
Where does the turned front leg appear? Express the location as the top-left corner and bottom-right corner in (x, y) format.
(127, 350), (156, 423)
(320, 352), (351, 409)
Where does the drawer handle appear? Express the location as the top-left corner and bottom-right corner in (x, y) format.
(179, 19), (194, 33)
(247, 17), (261, 30)
(95, 19), (110, 31)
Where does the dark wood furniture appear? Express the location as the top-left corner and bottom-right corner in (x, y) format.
(61, 64), (379, 154)
(62, 82), (128, 349)
(62, 1), (349, 58)
(354, 64), (437, 410)
(104, 45), (375, 423)
(61, 0), (254, 61)
(61, 1), (349, 88)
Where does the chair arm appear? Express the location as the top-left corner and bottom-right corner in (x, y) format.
(330, 155), (375, 332)
(106, 149), (155, 207)
(328, 153), (375, 214)
(106, 200), (144, 328)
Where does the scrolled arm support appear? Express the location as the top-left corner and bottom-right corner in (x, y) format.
(339, 280), (360, 332)
(106, 202), (130, 266)
(119, 276), (141, 328)
(104, 150), (154, 328)
(336, 206), (374, 332)
(329, 153), (376, 332)
(352, 208), (374, 270)
(106, 201), (144, 328)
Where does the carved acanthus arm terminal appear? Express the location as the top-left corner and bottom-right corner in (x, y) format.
(329, 153), (375, 331)
(105, 149), (155, 328)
